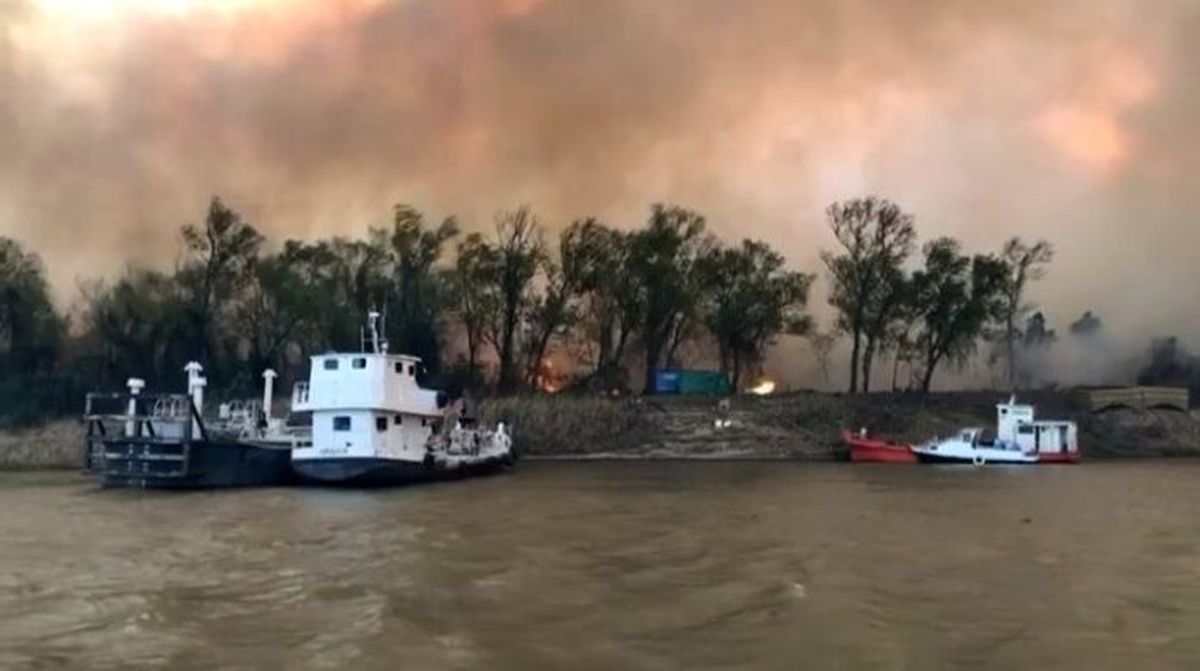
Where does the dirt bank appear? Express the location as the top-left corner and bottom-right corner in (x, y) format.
(485, 391), (1200, 460)
(0, 420), (82, 470)
(1, 392), (1195, 470)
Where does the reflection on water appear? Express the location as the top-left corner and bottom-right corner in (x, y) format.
(3, 462), (1200, 669)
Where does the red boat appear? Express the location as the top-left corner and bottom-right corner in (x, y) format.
(843, 429), (918, 463)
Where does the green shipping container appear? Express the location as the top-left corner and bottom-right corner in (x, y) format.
(675, 370), (731, 396)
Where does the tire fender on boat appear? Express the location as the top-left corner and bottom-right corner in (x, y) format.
(972, 453), (986, 466)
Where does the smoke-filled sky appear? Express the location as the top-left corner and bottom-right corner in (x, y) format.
(2, 0), (1199, 364)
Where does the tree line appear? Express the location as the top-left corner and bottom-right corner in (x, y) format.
(0, 194), (1081, 423)
(0, 198), (817, 420)
(821, 196), (1057, 393)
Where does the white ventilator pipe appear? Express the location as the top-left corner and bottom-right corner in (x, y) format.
(262, 369), (277, 421)
(126, 378), (145, 437)
(184, 362), (206, 438)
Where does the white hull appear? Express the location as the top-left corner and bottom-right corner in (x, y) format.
(911, 443), (1039, 465)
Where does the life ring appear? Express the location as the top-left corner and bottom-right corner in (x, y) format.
(972, 453), (986, 466)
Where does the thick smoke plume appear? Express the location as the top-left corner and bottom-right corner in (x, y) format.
(2, 0), (1199, 386)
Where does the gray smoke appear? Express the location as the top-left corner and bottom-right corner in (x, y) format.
(2, 0), (1199, 386)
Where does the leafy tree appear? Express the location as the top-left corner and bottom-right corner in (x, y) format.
(910, 238), (1007, 392)
(629, 204), (712, 394)
(0, 237), (63, 374)
(450, 232), (500, 385)
(561, 219), (642, 389)
(522, 238), (583, 389)
(697, 239), (813, 390)
(177, 197), (263, 380)
(378, 204), (459, 374)
(821, 197), (916, 393)
(237, 254), (315, 382)
(81, 269), (190, 388)
(490, 207), (545, 393)
(997, 237), (1054, 389)
(859, 265), (911, 393)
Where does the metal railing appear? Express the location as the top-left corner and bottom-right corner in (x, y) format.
(292, 382), (310, 408)
(82, 392), (208, 474)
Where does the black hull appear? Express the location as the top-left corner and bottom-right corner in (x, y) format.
(913, 451), (1035, 465)
(292, 456), (513, 487)
(98, 439), (296, 489)
(914, 452), (972, 464)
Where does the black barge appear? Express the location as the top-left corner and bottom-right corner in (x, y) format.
(84, 392), (294, 489)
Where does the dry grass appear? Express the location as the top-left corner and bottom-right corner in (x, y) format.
(483, 395), (655, 456)
(0, 419), (82, 470)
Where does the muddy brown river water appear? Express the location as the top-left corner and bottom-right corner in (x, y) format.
(3, 461), (1200, 669)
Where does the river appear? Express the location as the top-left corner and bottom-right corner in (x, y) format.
(3, 461), (1200, 669)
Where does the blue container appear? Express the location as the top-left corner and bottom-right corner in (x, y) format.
(653, 370), (682, 394)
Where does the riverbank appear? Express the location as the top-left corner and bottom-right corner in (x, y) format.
(485, 390), (1200, 460)
(0, 420), (81, 470)
(2, 391), (1198, 469)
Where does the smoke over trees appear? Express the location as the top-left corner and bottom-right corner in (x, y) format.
(6, 187), (1199, 426)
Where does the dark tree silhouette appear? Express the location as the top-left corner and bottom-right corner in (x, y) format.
(998, 237), (1054, 389)
(628, 205), (712, 394)
(910, 238), (1007, 392)
(821, 197), (915, 393)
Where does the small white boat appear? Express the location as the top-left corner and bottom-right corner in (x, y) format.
(910, 397), (1080, 465)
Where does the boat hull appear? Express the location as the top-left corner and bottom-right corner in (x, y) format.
(843, 430), (918, 463)
(292, 455), (514, 486)
(912, 449), (1079, 465)
(97, 439), (296, 489)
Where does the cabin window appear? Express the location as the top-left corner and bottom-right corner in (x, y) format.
(375, 416), (387, 432)
(395, 362), (404, 374)
(353, 357), (367, 369)
(1018, 425), (1034, 435)
(333, 416), (351, 431)
(407, 364), (416, 376)
(324, 358), (339, 370)
(421, 417), (428, 427)
(393, 414), (403, 426)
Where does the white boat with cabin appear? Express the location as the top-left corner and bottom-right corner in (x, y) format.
(910, 397), (1080, 465)
(288, 312), (515, 485)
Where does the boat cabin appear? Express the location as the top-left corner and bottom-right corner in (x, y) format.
(995, 398), (1076, 455)
(291, 317), (448, 462)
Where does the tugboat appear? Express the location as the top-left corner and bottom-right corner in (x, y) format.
(910, 397), (1080, 465)
(288, 312), (515, 485)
